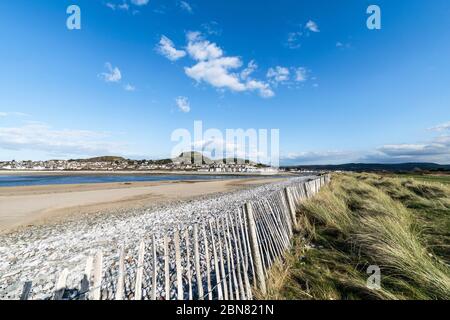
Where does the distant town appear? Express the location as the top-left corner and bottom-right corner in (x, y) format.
(0, 153), (281, 174)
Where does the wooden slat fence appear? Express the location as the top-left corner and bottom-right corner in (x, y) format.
(20, 175), (331, 300)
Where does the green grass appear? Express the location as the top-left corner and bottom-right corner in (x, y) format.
(391, 173), (450, 185)
(259, 173), (450, 300)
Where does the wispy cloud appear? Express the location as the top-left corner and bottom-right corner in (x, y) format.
(284, 122), (450, 165)
(156, 36), (187, 61)
(98, 63), (122, 83)
(295, 67), (308, 82)
(305, 20), (320, 33)
(429, 121), (450, 132)
(240, 60), (258, 80)
(124, 84), (136, 91)
(286, 31), (303, 49)
(106, 2), (130, 11)
(202, 21), (222, 36)
(282, 151), (357, 165)
(178, 1), (193, 14)
(0, 112), (30, 118)
(130, 0), (149, 6)
(175, 96), (191, 113)
(286, 20), (320, 49)
(267, 66), (290, 84)
(0, 123), (128, 158)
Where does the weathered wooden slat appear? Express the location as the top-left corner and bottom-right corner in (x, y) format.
(201, 224), (213, 300)
(209, 220), (223, 300)
(229, 213), (246, 300)
(237, 209), (249, 269)
(225, 215), (240, 299)
(260, 199), (283, 255)
(115, 247), (125, 300)
(215, 218), (228, 300)
(193, 224), (204, 300)
(174, 229), (184, 300)
(151, 235), (158, 301)
(269, 198), (290, 250)
(134, 241), (145, 300)
(252, 202), (270, 271)
(244, 202), (266, 295)
(254, 207), (270, 274)
(254, 205), (275, 267)
(241, 208), (255, 283)
(284, 187), (298, 228)
(92, 251), (103, 300)
(220, 216), (234, 300)
(235, 210), (252, 300)
(54, 268), (69, 300)
(164, 234), (170, 300)
(184, 229), (193, 300)
(20, 281), (32, 300)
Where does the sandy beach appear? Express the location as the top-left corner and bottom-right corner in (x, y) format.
(0, 177), (284, 234)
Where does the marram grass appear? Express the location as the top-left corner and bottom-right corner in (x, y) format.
(258, 173), (450, 300)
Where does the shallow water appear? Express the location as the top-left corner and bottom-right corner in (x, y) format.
(0, 174), (249, 187)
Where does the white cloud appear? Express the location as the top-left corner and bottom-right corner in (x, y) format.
(240, 60), (257, 80)
(183, 32), (274, 98)
(245, 80), (275, 98)
(186, 32), (223, 61)
(202, 21), (221, 36)
(185, 57), (246, 92)
(99, 63), (122, 83)
(295, 67), (307, 82)
(106, 3), (116, 10)
(175, 96), (191, 113)
(106, 2), (130, 11)
(286, 31), (303, 49)
(124, 84), (136, 91)
(429, 121), (450, 132)
(0, 112), (29, 118)
(118, 3), (130, 10)
(131, 0), (149, 6)
(283, 151), (356, 165)
(286, 20), (319, 49)
(157, 36), (187, 61)
(305, 20), (320, 32)
(179, 1), (193, 13)
(267, 66), (290, 83)
(0, 123), (127, 157)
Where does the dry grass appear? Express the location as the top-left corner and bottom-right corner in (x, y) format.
(260, 173), (450, 300)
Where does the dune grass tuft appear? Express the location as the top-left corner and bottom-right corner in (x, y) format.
(260, 173), (450, 300)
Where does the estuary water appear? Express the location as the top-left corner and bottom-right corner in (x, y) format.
(0, 173), (249, 187)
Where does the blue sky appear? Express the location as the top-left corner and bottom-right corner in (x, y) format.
(0, 0), (449, 164)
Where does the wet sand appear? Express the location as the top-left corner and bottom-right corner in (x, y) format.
(0, 177), (284, 234)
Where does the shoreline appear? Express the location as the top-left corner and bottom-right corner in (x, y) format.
(0, 177), (285, 234)
(0, 170), (290, 176)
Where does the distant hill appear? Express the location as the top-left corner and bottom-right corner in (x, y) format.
(283, 162), (450, 173)
(68, 152), (266, 166)
(70, 156), (127, 163)
(172, 151), (261, 165)
(172, 151), (210, 164)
